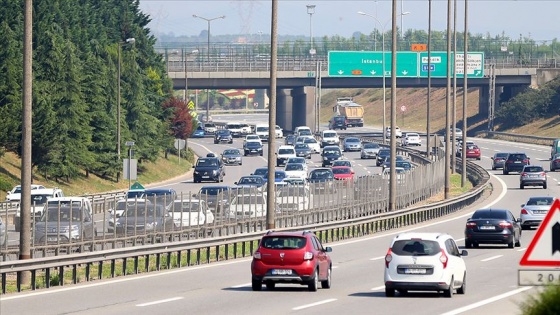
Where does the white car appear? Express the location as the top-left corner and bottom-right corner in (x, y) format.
(402, 132), (422, 146)
(244, 134), (262, 145)
(276, 145), (296, 166)
(274, 125), (284, 138)
(385, 126), (403, 138)
(275, 185), (313, 213)
(286, 157), (309, 172)
(107, 198), (152, 232)
(203, 123), (217, 134)
(284, 163), (308, 180)
(226, 194), (267, 219)
(6, 184), (46, 202)
(384, 232), (468, 297)
(320, 130), (340, 147)
(303, 137), (321, 153)
(170, 199), (214, 228)
(14, 187), (65, 232)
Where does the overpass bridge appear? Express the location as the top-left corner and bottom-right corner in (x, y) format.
(165, 55), (560, 131)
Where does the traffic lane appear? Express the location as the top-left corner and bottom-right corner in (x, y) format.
(0, 173), (510, 315)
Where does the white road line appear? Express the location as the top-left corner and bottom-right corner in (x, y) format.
(517, 248), (527, 252)
(480, 255), (503, 262)
(370, 256), (385, 261)
(136, 297), (184, 307)
(371, 285), (385, 291)
(292, 298), (337, 311)
(230, 283), (251, 288)
(440, 286), (533, 315)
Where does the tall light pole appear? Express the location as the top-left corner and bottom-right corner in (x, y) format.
(400, 0), (411, 43)
(358, 11), (390, 144)
(192, 14), (226, 63)
(117, 37), (135, 174)
(184, 49), (199, 101)
(306, 4), (316, 56)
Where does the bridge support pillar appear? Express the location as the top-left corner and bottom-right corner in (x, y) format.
(478, 85), (489, 116)
(291, 87), (316, 131)
(276, 89), (292, 131)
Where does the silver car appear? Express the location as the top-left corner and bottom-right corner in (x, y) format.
(520, 196), (553, 230)
(34, 202), (96, 244)
(519, 165), (547, 189)
(491, 152), (509, 170)
(343, 137), (363, 152)
(360, 142), (381, 159)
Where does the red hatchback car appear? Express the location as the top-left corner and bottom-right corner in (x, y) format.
(331, 166), (354, 183)
(464, 144), (481, 160)
(251, 231), (333, 291)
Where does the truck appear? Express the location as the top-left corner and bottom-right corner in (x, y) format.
(332, 97), (364, 127)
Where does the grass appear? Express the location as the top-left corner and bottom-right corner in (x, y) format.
(520, 285), (560, 315)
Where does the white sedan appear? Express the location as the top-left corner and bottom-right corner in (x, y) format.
(402, 132), (422, 146)
(303, 137), (321, 153)
(284, 163), (308, 180)
(170, 199), (214, 228)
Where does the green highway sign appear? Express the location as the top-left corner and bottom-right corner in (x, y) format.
(328, 51), (484, 78)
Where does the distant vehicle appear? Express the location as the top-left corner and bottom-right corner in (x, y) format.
(320, 130), (340, 147)
(328, 115), (347, 130)
(520, 196), (554, 230)
(457, 144), (481, 160)
(385, 126), (402, 138)
(252, 167), (268, 178)
(214, 129), (233, 144)
(221, 149), (243, 166)
(226, 193), (267, 219)
(550, 138), (560, 160)
(170, 199), (214, 228)
(331, 160), (353, 173)
(115, 203), (175, 235)
(321, 146), (343, 167)
(361, 142), (381, 159)
(551, 153), (560, 172)
(192, 127), (205, 138)
(234, 175), (266, 189)
(196, 185), (232, 213)
(333, 97), (364, 127)
(294, 143), (312, 159)
(0, 217), (6, 247)
(376, 149), (391, 166)
(284, 134), (296, 146)
(519, 165), (547, 189)
(255, 124), (269, 142)
(503, 153), (530, 175)
(491, 152), (509, 170)
(401, 132), (421, 146)
(342, 137), (362, 152)
(308, 168), (335, 192)
(275, 185), (313, 213)
(303, 137), (321, 154)
(244, 134), (262, 145)
(203, 122), (217, 134)
(6, 184), (46, 202)
(14, 187), (65, 232)
(108, 199), (151, 233)
(199, 114), (213, 123)
(331, 166), (354, 183)
(465, 208), (522, 248)
(284, 163), (308, 180)
(243, 140), (264, 156)
(276, 145), (296, 166)
(295, 127), (313, 139)
(225, 123), (244, 138)
(274, 125), (284, 138)
(193, 155), (225, 183)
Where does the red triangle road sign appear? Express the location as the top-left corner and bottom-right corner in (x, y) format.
(519, 198), (560, 267)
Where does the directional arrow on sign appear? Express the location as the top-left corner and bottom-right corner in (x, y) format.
(370, 70), (376, 75)
(475, 70), (482, 76)
(402, 70), (409, 75)
(338, 70), (344, 75)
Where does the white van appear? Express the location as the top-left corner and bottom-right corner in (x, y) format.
(294, 126), (313, 138)
(255, 124), (269, 142)
(320, 130), (340, 147)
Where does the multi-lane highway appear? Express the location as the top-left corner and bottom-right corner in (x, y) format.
(2, 118), (555, 314)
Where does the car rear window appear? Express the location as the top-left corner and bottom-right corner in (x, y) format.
(524, 166), (543, 172)
(391, 240), (441, 256)
(508, 154), (527, 160)
(526, 197), (553, 206)
(472, 210), (507, 219)
(261, 236), (306, 249)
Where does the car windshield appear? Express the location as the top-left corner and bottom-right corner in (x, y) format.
(256, 127), (269, 132)
(43, 207), (85, 222)
(396, 161), (412, 169)
(332, 168), (351, 174)
(246, 135), (259, 140)
(247, 142), (261, 148)
(124, 205), (163, 217)
(279, 148), (294, 154)
(508, 154), (527, 160)
(526, 197), (554, 206)
(199, 187), (227, 195)
(332, 161), (351, 167)
(323, 149), (341, 156)
(310, 170), (333, 179)
(495, 153), (509, 158)
(285, 164), (303, 171)
(345, 138), (360, 143)
(391, 240), (441, 256)
(304, 138), (317, 144)
(227, 124), (241, 129)
(197, 158), (218, 167)
(524, 166), (543, 172)
(261, 236), (307, 249)
(378, 150), (390, 157)
(238, 177), (262, 185)
(275, 172), (286, 179)
(30, 194), (50, 206)
(299, 130), (312, 136)
(363, 143), (379, 149)
(217, 130), (230, 135)
(472, 210), (507, 220)
(223, 149), (239, 155)
(116, 201), (149, 210)
(276, 187), (307, 197)
(253, 168), (268, 176)
(295, 144), (309, 149)
(324, 132), (336, 138)
(172, 201), (201, 212)
(287, 157), (305, 164)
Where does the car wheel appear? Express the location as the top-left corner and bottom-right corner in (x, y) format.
(508, 239), (515, 248)
(385, 287), (395, 297)
(444, 277), (454, 298)
(308, 269), (319, 292)
(492, 166), (496, 170)
(266, 282), (275, 290)
(321, 267), (332, 289)
(252, 279), (262, 291)
(457, 273), (467, 295)
(465, 240), (472, 248)
(503, 170), (509, 175)
(520, 184), (524, 189)
(543, 182), (547, 189)
(515, 237), (521, 247)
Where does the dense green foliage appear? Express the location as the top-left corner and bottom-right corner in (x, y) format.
(521, 284), (560, 315)
(495, 77), (560, 129)
(0, 1), (184, 182)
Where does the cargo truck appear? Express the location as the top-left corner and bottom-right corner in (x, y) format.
(332, 97), (364, 127)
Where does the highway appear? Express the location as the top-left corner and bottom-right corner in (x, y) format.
(1, 119), (555, 314)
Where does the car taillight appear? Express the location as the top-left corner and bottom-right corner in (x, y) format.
(466, 222), (477, 229)
(521, 209), (528, 215)
(499, 221), (513, 228)
(523, 159), (529, 163)
(521, 172), (527, 176)
(385, 248), (392, 268)
(506, 160), (513, 164)
(304, 251), (314, 260)
(253, 251), (261, 260)
(440, 249), (448, 269)
(555, 159), (560, 163)
(540, 172), (546, 176)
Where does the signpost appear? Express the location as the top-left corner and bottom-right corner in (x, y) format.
(518, 198), (560, 286)
(174, 139), (186, 164)
(328, 51), (484, 78)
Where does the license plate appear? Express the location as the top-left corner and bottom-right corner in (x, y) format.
(530, 175), (538, 178)
(202, 176), (210, 178)
(514, 161), (521, 163)
(272, 269), (292, 275)
(480, 225), (496, 230)
(47, 237), (58, 242)
(404, 268), (427, 274)
(534, 210), (547, 214)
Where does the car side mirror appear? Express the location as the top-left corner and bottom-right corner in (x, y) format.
(324, 247), (332, 252)
(516, 218), (522, 222)
(192, 165), (195, 169)
(461, 250), (468, 256)
(234, 182), (238, 185)
(521, 204), (525, 207)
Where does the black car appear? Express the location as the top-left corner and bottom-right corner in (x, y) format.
(244, 141), (264, 156)
(376, 149), (391, 166)
(234, 175), (266, 189)
(308, 168), (335, 193)
(193, 154), (225, 183)
(329, 115), (347, 130)
(214, 130), (233, 144)
(294, 143), (312, 159)
(285, 134), (297, 146)
(321, 146), (343, 167)
(143, 188), (177, 210)
(196, 186), (232, 213)
(503, 153), (530, 175)
(464, 209), (522, 248)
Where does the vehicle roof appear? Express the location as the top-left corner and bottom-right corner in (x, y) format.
(278, 145), (295, 149)
(331, 166), (351, 170)
(262, 230), (315, 237)
(30, 188), (62, 195)
(47, 196), (87, 202)
(393, 232), (451, 242)
(144, 188), (177, 194)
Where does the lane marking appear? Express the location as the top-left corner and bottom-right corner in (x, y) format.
(371, 285), (385, 291)
(517, 248), (527, 252)
(136, 297), (184, 307)
(230, 283), (250, 288)
(480, 255), (503, 262)
(370, 256), (385, 261)
(292, 298), (337, 311)
(440, 286), (533, 315)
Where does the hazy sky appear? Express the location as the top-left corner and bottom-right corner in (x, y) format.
(139, 0), (558, 42)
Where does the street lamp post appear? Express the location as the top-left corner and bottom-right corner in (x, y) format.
(358, 11), (390, 144)
(192, 14), (226, 64)
(306, 5), (316, 56)
(184, 49), (199, 101)
(117, 37), (135, 175)
(125, 141), (135, 189)
(400, 0), (411, 43)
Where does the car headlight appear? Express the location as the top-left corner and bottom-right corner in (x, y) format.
(323, 157), (328, 160)
(213, 169), (219, 174)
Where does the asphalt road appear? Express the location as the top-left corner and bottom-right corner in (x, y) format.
(1, 133), (554, 314)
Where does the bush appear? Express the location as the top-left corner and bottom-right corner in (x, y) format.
(521, 284), (560, 315)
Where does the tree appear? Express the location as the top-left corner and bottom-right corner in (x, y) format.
(162, 97), (194, 140)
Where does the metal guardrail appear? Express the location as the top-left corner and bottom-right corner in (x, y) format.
(0, 160), (488, 294)
(475, 130), (556, 146)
